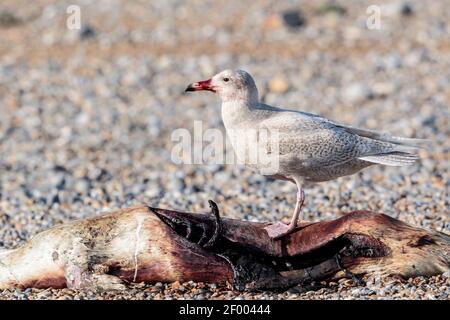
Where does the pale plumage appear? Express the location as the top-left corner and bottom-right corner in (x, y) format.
(186, 69), (428, 239)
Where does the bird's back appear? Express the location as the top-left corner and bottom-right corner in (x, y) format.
(223, 102), (427, 182)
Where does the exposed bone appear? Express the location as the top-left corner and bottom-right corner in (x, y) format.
(133, 215), (145, 282)
(0, 204), (448, 291)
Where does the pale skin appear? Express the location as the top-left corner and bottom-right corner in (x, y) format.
(267, 181), (305, 239)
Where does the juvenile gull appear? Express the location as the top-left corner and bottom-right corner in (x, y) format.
(185, 69), (428, 239)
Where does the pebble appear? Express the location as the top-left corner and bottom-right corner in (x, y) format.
(401, 2), (414, 16)
(268, 75), (290, 94)
(281, 10), (305, 29)
(342, 83), (373, 103)
(80, 25), (97, 40)
(0, 10), (21, 27)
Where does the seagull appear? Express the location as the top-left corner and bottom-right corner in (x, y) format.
(185, 69), (428, 240)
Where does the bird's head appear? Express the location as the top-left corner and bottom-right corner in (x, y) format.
(185, 69), (259, 103)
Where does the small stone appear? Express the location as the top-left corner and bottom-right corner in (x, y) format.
(344, 27), (362, 41)
(351, 288), (360, 295)
(268, 75), (289, 94)
(372, 82), (395, 98)
(281, 10), (305, 29)
(171, 281), (181, 290)
(384, 54), (402, 69)
(263, 14), (282, 30)
(0, 10), (21, 27)
(74, 179), (90, 194)
(342, 83), (373, 103)
(401, 2), (413, 16)
(315, 3), (347, 16)
(80, 25), (96, 40)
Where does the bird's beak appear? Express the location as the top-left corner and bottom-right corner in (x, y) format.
(185, 79), (216, 93)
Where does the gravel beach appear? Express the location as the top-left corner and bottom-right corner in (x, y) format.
(0, 0), (448, 300)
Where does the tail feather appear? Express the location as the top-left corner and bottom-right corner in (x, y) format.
(359, 152), (419, 166)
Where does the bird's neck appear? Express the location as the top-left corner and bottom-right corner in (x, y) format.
(221, 99), (259, 129)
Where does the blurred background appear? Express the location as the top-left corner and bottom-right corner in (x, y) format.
(0, 0), (448, 262)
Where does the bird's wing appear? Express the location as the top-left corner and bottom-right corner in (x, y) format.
(292, 109), (430, 148)
(258, 110), (423, 167)
(333, 124), (431, 150)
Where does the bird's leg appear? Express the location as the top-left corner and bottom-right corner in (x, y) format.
(287, 189), (305, 229)
(264, 187), (305, 240)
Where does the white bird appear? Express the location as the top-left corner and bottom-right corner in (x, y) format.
(185, 69), (428, 240)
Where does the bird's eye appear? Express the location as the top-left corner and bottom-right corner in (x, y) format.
(223, 77), (230, 82)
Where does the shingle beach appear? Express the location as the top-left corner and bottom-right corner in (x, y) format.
(0, 0), (448, 299)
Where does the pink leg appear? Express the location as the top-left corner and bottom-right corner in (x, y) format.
(264, 187), (305, 240)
